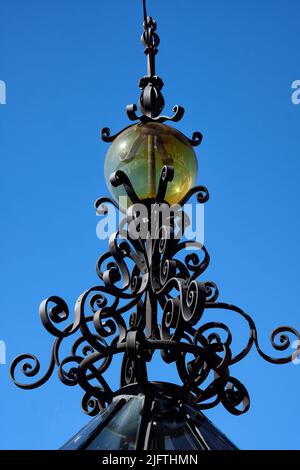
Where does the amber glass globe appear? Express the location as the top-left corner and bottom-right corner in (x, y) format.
(104, 122), (198, 206)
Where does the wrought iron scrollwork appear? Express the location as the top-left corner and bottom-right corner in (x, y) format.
(98, 0), (186, 127)
(100, 2), (202, 143)
(10, 165), (300, 416)
(10, 0), (299, 426)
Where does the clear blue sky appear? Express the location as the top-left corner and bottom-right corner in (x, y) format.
(1, 0), (300, 450)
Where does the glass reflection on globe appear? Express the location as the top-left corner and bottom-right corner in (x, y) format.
(104, 122), (198, 206)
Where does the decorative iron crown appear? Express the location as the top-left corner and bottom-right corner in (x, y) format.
(10, 0), (300, 420)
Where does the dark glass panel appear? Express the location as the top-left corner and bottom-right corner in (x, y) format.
(184, 402), (238, 450)
(86, 396), (144, 450)
(61, 402), (117, 450)
(196, 418), (237, 450)
(148, 398), (204, 450)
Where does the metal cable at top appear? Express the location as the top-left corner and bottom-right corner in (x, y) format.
(142, 0), (148, 24)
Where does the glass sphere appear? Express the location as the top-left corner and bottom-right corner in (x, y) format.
(104, 122), (198, 206)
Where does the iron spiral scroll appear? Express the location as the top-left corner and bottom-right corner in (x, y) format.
(10, 165), (300, 417)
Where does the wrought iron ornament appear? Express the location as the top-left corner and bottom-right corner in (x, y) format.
(10, 163), (300, 417)
(125, 0), (188, 125)
(10, 0), (300, 422)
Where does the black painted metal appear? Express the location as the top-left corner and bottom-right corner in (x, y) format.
(10, 164), (300, 418)
(101, 0), (202, 137)
(9, 0), (300, 450)
(124, 0), (186, 124)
